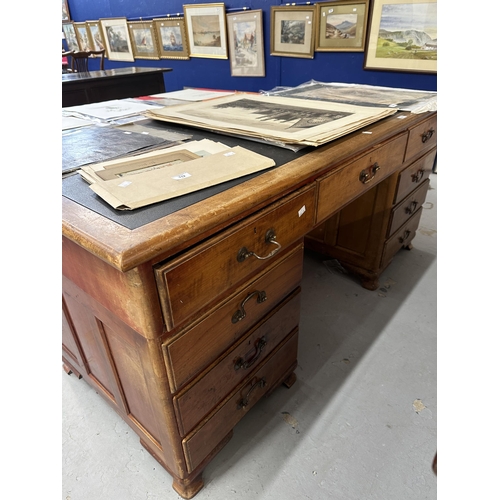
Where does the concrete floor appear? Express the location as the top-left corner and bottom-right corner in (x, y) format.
(62, 173), (437, 500)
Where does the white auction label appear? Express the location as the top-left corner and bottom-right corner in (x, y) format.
(173, 172), (192, 180)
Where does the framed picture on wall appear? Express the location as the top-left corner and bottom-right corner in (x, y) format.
(183, 3), (228, 59)
(364, 0), (437, 73)
(74, 22), (92, 51)
(63, 23), (80, 51)
(100, 18), (135, 62)
(315, 0), (368, 52)
(128, 21), (160, 60)
(226, 9), (265, 77)
(62, 0), (70, 22)
(153, 18), (190, 60)
(270, 5), (316, 59)
(87, 21), (107, 54)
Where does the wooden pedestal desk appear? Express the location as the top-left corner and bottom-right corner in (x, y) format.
(62, 110), (436, 498)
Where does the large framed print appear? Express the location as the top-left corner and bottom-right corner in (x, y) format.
(183, 3), (228, 59)
(315, 0), (368, 52)
(100, 18), (135, 62)
(87, 21), (107, 53)
(153, 18), (190, 59)
(74, 22), (92, 51)
(63, 23), (80, 51)
(271, 5), (316, 59)
(364, 0), (437, 73)
(128, 21), (160, 60)
(227, 9), (265, 77)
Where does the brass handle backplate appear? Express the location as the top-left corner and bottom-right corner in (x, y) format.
(237, 229), (282, 262)
(412, 169), (425, 183)
(359, 162), (380, 184)
(232, 290), (267, 324)
(234, 337), (267, 371)
(399, 229), (411, 243)
(421, 128), (435, 143)
(237, 377), (266, 410)
(405, 201), (418, 215)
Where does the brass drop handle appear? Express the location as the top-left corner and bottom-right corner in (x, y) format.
(232, 290), (267, 324)
(234, 337), (267, 371)
(421, 128), (435, 143)
(412, 169), (424, 183)
(237, 377), (266, 410)
(237, 229), (282, 263)
(359, 162), (380, 184)
(405, 201), (418, 214)
(399, 230), (411, 243)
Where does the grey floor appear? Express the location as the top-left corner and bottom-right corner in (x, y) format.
(62, 173), (437, 500)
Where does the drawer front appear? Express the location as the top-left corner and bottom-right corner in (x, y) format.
(316, 133), (407, 223)
(382, 208), (423, 270)
(174, 290), (301, 436)
(404, 113), (437, 163)
(182, 329), (299, 473)
(395, 148), (435, 205)
(388, 179), (429, 237)
(155, 186), (315, 330)
(163, 242), (303, 393)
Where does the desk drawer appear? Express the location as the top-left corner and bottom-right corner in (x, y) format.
(163, 242), (303, 393)
(182, 329), (299, 473)
(388, 179), (429, 237)
(382, 208), (423, 270)
(155, 186), (315, 330)
(174, 290), (301, 436)
(404, 114), (437, 163)
(316, 133), (407, 223)
(395, 148), (435, 205)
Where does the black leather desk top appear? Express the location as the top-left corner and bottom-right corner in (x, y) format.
(62, 121), (311, 230)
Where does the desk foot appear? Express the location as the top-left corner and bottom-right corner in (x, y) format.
(283, 372), (297, 388)
(63, 361), (82, 379)
(172, 474), (204, 499)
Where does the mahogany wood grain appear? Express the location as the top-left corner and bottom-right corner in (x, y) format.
(174, 290), (301, 436)
(163, 243), (304, 392)
(155, 186), (315, 330)
(182, 330), (299, 473)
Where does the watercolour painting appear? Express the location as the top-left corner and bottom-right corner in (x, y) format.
(365, 0), (437, 73)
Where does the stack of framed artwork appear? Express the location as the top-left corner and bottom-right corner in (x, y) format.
(61, 1), (436, 76)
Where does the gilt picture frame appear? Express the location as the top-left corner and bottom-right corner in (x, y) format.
(364, 0), (437, 73)
(87, 21), (107, 54)
(270, 5), (316, 59)
(128, 21), (161, 60)
(100, 17), (135, 62)
(74, 22), (92, 51)
(63, 22), (80, 51)
(315, 0), (368, 52)
(153, 18), (190, 59)
(183, 3), (228, 59)
(226, 9), (265, 77)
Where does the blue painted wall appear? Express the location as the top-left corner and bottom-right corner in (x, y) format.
(65, 0), (437, 93)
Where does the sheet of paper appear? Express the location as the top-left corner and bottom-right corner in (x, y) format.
(63, 99), (157, 120)
(150, 89), (236, 101)
(62, 115), (94, 130)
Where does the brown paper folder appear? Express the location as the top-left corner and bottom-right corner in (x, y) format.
(81, 145), (275, 210)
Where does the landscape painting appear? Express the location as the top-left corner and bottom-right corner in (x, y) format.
(128, 22), (160, 59)
(365, 0), (437, 73)
(271, 6), (316, 58)
(227, 10), (265, 76)
(184, 3), (228, 59)
(316, 1), (368, 51)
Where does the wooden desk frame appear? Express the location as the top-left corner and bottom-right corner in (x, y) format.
(62, 111), (437, 498)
